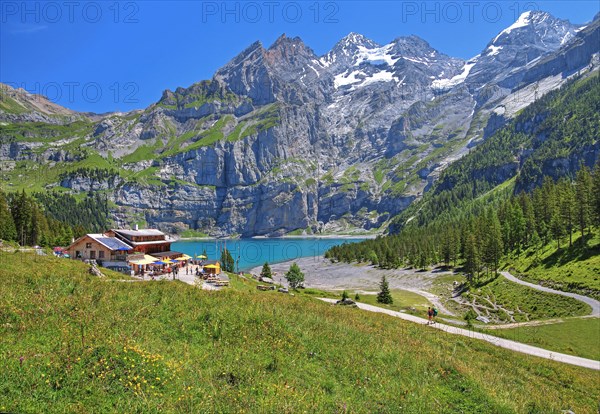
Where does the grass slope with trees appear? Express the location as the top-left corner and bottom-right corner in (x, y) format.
(326, 73), (600, 298)
(0, 251), (598, 413)
(0, 190), (110, 248)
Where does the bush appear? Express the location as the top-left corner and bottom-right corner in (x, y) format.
(464, 309), (478, 327)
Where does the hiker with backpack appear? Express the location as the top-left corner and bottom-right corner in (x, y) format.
(432, 307), (438, 323)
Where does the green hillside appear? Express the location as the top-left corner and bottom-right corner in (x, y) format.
(506, 231), (600, 297)
(394, 72), (599, 230)
(1, 251), (598, 413)
(489, 318), (600, 361)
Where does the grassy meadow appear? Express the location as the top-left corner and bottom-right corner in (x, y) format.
(0, 251), (599, 413)
(353, 290), (433, 316)
(485, 318), (600, 361)
(505, 232), (600, 299)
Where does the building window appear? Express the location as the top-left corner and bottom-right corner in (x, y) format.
(76, 251), (81, 258)
(86, 242), (92, 248)
(98, 251), (105, 259)
(90, 251), (96, 259)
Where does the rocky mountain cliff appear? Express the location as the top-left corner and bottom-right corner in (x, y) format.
(1, 11), (599, 237)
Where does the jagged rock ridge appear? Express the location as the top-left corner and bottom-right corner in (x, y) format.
(1, 11), (598, 236)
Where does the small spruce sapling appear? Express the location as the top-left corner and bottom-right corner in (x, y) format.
(377, 276), (393, 304)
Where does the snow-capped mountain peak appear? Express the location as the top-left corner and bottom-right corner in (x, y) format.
(441, 10), (587, 91)
(492, 10), (537, 43)
(340, 32), (376, 47)
(354, 43), (398, 67)
(320, 32), (379, 68)
(491, 10), (579, 47)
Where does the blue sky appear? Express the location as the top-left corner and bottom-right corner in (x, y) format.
(1, 1), (598, 113)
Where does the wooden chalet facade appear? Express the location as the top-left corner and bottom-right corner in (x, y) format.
(65, 234), (132, 263)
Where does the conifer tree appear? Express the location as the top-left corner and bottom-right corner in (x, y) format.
(220, 248), (235, 272)
(592, 161), (600, 227)
(260, 262), (272, 279)
(377, 276), (393, 304)
(482, 209), (503, 276)
(384, 248), (396, 269)
(464, 234), (480, 284)
(11, 190), (32, 246)
(441, 228), (452, 267)
(30, 204), (49, 246)
(73, 225), (86, 239)
(0, 191), (16, 242)
(531, 230), (541, 252)
(575, 165), (593, 243)
(550, 211), (563, 249)
(450, 227), (460, 267)
(56, 221), (73, 246)
(511, 200), (527, 253)
(520, 193), (536, 246)
(539, 177), (557, 244)
(557, 180), (575, 247)
(459, 222), (470, 260)
(532, 187), (548, 242)
(417, 248), (428, 270)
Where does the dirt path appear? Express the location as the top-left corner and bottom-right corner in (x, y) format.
(402, 287), (456, 316)
(481, 314), (599, 330)
(500, 271), (600, 316)
(318, 298), (600, 371)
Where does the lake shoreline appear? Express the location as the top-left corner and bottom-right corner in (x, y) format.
(172, 238), (369, 272)
(175, 234), (378, 241)
(250, 257), (459, 315)
(249, 256), (457, 292)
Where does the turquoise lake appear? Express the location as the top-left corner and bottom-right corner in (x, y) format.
(172, 238), (366, 272)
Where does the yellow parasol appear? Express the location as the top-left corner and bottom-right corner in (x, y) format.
(128, 254), (158, 265)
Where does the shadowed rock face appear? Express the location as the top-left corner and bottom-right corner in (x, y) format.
(1, 12), (598, 236)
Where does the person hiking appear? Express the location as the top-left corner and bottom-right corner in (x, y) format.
(427, 307), (433, 325)
(432, 307), (438, 323)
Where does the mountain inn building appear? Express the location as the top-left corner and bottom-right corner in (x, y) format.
(65, 227), (183, 274)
